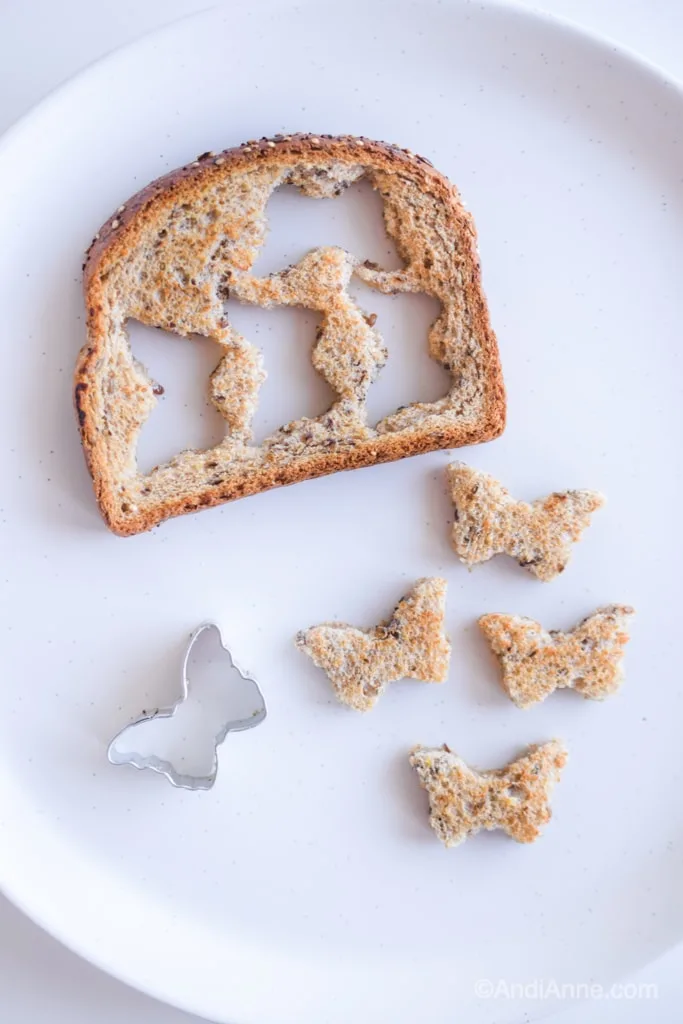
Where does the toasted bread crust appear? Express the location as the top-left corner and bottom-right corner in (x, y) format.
(78, 134), (506, 535)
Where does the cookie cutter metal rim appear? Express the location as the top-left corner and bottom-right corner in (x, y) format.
(107, 621), (267, 791)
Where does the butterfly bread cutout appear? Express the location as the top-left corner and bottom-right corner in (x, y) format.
(479, 605), (635, 709)
(296, 578), (450, 711)
(410, 740), (567, 847)
(447, 462), (604, 581)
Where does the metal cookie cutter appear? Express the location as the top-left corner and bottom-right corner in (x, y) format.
(107, 622), (266, 790)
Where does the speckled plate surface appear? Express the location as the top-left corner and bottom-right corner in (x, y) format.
(0, 2), (682, 1022)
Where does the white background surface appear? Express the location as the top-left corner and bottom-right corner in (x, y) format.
(0, 1), (681, 1022)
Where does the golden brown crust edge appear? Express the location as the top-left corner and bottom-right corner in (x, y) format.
(76, 133), (506, 535)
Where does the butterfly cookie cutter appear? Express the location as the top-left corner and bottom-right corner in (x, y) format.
(107, 622), (267, 791)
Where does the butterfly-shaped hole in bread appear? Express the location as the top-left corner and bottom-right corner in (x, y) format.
(108, 623), (266, 790)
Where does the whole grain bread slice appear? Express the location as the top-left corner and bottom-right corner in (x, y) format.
(77, 134), (506, 535)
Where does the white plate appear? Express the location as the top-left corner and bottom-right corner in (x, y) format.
(1, 1), (682, 1021)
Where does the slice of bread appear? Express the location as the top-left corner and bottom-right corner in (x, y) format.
(479, 605), (635, 708)
(296, 577), (451, 711)
(447, 462), (604, 581)
(77, 134), (506, 535)
(410, 740), (567, 846)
